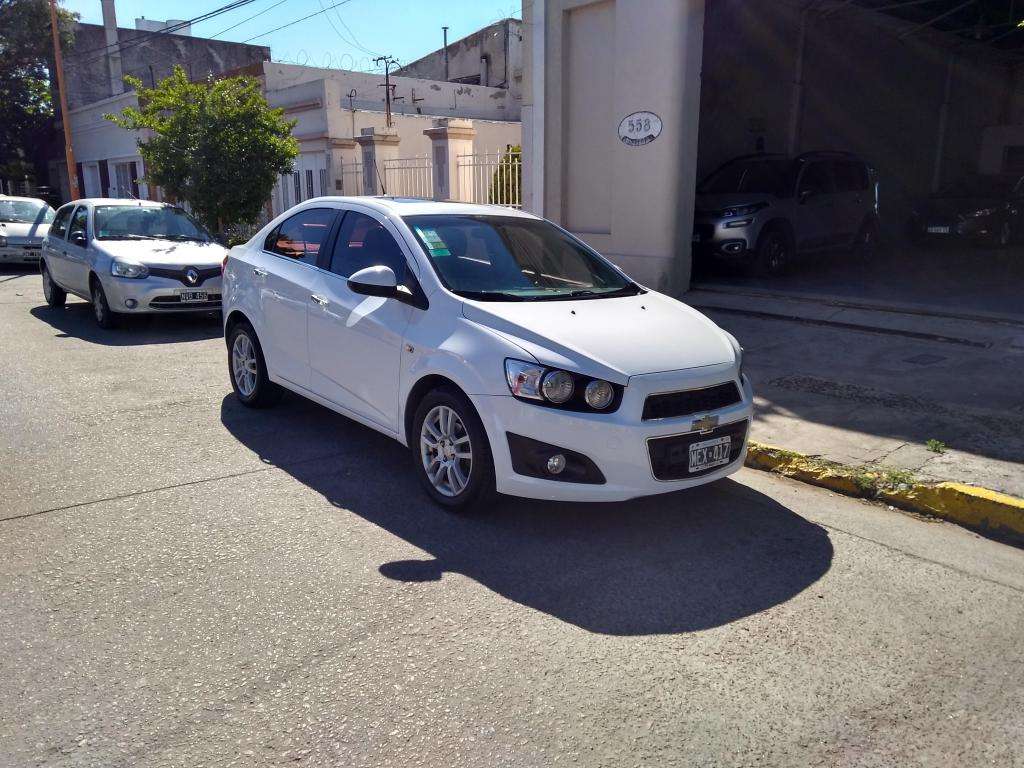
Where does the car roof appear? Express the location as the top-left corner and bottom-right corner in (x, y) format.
(66, 198), (170, 208)
(301, 196), (540, 220)
(0, 195), (51, 205)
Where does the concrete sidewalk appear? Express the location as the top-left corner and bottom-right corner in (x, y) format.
(685, 286), (1024, 499)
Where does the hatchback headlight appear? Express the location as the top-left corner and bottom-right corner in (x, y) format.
(505, 359), (619, 412)
(721, 202), (768, 218)
(111, 261), (149, 279)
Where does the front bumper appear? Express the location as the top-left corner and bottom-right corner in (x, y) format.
(101, 273), (223, 313)
(473, 365), (754, 502)
(692, 217), (759, 259)
(0, 244), (42, 263)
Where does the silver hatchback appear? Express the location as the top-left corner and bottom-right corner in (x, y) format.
(693, 152), (880, 275)
(40, 199), (228, 328)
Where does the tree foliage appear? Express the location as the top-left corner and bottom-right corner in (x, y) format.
(488, 145), (522, 208)
(107, 66), (298, 234)
(0, 0), (76, 179)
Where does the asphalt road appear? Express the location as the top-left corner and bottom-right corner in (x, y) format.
(2, 265), (1023, 768)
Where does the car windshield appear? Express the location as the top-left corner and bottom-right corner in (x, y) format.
(936, 175), (1016, 198)
(405, 214), (640, 302)
(94, 205), (211, 241)
(0, 199), (55, 224)
(698, 158), (792, 196)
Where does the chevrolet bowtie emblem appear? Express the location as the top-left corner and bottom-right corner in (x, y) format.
(692, 414), (719, 434)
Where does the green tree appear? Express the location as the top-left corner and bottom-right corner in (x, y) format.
(488, 144), (522, 207)
(107, 66), (298, 235)
(0, 0), (77, 183)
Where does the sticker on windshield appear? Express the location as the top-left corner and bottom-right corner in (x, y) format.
(415, 227), (450, 257)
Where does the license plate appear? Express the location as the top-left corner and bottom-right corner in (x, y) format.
(926, 225), (950, 234)
(688, 436), (732, 473)
(178, 290), (208, 303)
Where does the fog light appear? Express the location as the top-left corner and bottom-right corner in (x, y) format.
(546, 454), (566, 475)
(124, 298), (137, 308)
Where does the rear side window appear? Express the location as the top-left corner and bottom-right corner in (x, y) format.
(798, 162), (834, 196)
(834, 161), (869, 192)
(49, 206), (74, 239)
(265, 208), (336, 264)
(328, 211), (408, 282)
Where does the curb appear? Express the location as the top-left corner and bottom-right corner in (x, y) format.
(745, 442), (1024, 544)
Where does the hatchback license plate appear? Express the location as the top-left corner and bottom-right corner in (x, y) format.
(178, 290), (208, 303)
(926, 225), (950, 234)
(688, 436), (732, 473)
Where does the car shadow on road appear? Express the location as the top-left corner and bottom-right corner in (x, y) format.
(29, 302), (222, 346)
(220, 393), (834, 636)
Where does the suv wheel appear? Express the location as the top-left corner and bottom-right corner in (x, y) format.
(90, 278), (117, 329)
(412, 386), (496, 512)
(754, 228), (790, 276)
(855, 218), (881, 257)
(227, 321), (281, 408)
(41, 263), (66, 308)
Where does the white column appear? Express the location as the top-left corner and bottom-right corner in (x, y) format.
(423, 118), (477, 202)
(354, 127), (400, 195)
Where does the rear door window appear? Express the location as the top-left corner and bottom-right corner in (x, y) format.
(265, 208), (337, 264)
(798, 162), (834, 197)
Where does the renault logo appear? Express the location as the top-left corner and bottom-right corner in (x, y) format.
(692, 414), (719, 434)
(184, 268), (200, 286)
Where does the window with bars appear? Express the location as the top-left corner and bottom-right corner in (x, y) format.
(306, 169), (314, 199)
(281, 174), (290, 209)
(319, 168), (328, 197)
(293, 172), (301, 203)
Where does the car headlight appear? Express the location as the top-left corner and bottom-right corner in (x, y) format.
(721, 202), (768, 218)
(967, 207), (999, 218)
(111, 261), (149, 279)
(722, 331), (745, 380)
(505, 359), (619, 412)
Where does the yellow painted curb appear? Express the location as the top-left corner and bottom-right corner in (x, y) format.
(745, 441), (1024, 542)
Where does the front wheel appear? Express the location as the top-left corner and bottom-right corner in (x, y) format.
(412, 387), (495, 512)
(90, 278), (117, 329)
(753, 228), (790, 276)
(854, 218), (881, 257)
(41, 263), (66, 308)
(227, 322), (281, 408)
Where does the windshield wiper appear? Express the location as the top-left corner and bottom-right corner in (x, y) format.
(98, 234), (158, 240)
(162, 235), (209, 242)
(456, 290), (528, 301)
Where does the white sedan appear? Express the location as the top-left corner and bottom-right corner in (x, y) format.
(0, 195), (55, 264)
(222, 197), (752, 510)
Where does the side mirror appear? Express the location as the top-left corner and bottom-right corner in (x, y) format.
(70, 231), (87, 247)
(348, 265), (398, 298)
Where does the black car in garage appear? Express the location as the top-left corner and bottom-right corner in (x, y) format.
(909, 174), (1024, 247)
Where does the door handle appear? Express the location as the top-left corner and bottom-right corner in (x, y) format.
(252, 267), (268, 277)
(310, 294), (328, 306)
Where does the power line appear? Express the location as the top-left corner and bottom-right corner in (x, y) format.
(242, 0), (356, 43)
(209, 0), (290, 39)
(318, 0), (380, 56)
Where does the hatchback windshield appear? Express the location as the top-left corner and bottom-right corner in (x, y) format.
(0, 199), (55, 224)
(698, 158), (792, 196)
(94, 205), (211, 241)
(405, 215), (640, 301)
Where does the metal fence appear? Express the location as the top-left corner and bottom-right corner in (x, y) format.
(383, 155), (433, 199)
(339, 161), (364, 196)
(456, 147), (522, 209)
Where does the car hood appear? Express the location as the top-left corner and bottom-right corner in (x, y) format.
(921, 196), (1004, 219)
(462, 291), (735, 383)
(695, 192), (774, 213)
(93, 239), (228, 266)
(0, 221), (47, 240)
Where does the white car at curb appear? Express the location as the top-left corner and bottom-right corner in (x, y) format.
(222, 197), (752, 510)
(0, 196), (55, 264)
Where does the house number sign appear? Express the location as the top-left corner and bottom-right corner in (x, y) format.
(618, 111), (663, 146)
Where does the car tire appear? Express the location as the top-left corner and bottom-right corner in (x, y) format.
(227, 321), (281, 408)
(854, 218), (881, 257)
(41, 263), (66, 308)
(412, 385), (496, 513)
(753, 227), (790, 276)
(90, 278), (117, 329)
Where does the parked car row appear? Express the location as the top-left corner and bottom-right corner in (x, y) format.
(33, 195), (752, 511)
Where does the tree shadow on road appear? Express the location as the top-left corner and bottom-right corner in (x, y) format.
(220, 393), (834, 636)
(29, 302), (222, 346)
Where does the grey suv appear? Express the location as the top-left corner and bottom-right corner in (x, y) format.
(693, 152), (880, 275)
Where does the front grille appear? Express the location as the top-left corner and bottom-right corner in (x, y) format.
(149, 293), (221, 309)
(648, 419), (748, 481)
(147, 266), (221, 286)
(642, 381), (741, 421)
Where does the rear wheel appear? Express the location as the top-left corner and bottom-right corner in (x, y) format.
(41, 263), (66, 308)
(753, 227), (790, 276)
(227, 321), (281, 408)
(412, 386), (495, 513)
(90, 278), (117, 329)
(855, 218), (881, 257)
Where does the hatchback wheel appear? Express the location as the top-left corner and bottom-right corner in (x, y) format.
(413, 387), (495, 512)
(41, 263), (66, 308)
(228, 321), (280, 408)
(90, 279), (117, 329)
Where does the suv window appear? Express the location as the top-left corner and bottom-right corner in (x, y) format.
(329, 211), (407, 281)
(834, 161), (869, 192)
(49, 205), (74, 240)
(798, 162), (834, 197)
(67, 207), (89, 244)
(265, 208), (336, 264)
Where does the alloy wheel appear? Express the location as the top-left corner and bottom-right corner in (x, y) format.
(766, 235), (785, 272)
(232, 332), (258, 398)
(420, 405), (473, 497)
(42, 268), (53, 302)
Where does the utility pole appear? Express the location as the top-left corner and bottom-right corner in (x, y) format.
(49, 0), (79, 200)
(374, 55), (399, 128)
(442, 26), (449, 81)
